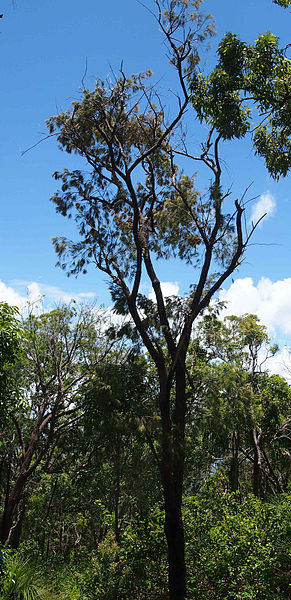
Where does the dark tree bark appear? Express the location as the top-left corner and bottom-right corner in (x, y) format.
(156, 360), (187, 599)
(9, 497), (27, 548)
(0, 471), (27, 544)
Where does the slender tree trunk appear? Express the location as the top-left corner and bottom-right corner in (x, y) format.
(0, 429), (40, 544)
(253, 429), (262, 498)
(114, 443), (121, 544)
(41, 476), (59, 555)
(0, 457), (12, 543)
(0, 456), (5, 493)
(9, 497), (27, 548)
(229, 431), (239, 492)
(45, 539), (50, 561)
(160, 364), (186, 600)
(0, 471), (27, 544)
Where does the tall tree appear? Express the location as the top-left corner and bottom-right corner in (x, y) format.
(47, 2), (291, 597)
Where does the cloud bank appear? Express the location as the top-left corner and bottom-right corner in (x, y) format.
(219, 276), (291, 338)
(219, 276), (291, 380)
(0, 280), (96, 311)
(1, 277), (290, 379)
(250, 191), (276, 227)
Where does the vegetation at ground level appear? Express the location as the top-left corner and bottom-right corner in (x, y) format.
(0, 302), (290, 598)
(0, 485), (290, 599)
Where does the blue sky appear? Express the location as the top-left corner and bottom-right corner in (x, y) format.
(0, 0), (290, 373)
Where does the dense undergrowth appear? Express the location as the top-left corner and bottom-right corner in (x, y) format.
(1, 481), (290, 600)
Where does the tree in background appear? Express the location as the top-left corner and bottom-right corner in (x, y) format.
(22, 354), (161, 562)
(0, 303), (23, 419)
(188, 313), (291, 498)
(47, 1), (291, 597)
(0, 303), (23, 550)
(0, 304), (115, 546)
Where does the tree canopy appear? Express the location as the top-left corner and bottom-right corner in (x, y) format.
(190, 30), (291, 178)
(44, 1), (291, 598)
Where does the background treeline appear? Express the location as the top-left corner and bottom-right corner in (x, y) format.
(0, 301), (290, 599)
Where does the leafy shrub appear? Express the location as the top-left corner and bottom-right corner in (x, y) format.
(0, 545), (10, 593)
(65, 487), (290, 600)
(39, 565), (85, 600)
(3, 481), (289, 600)
(120, 505), (168, 599)
(1, 555), (41, 600)
(75, 533), (118, 599)
(76, 518), (168, 600)
(184, 477), (291, 599)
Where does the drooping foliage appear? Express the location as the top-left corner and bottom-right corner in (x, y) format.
(44, 1), (291, 597)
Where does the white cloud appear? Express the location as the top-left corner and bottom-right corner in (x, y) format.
(148, 281), (179, 302)
(78, 292), (96, 298)
(0, 281), (27, 308)
(219, 276), (291, 340)
(250, 191), (276, 227)
(217, 276), (291, 379)
(0, 280), (96, 312)
(265, 346), (291, 382)
(30, 283), (95, 304)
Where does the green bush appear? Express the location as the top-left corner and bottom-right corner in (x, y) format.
(76, 533), (121, 600)
(39, 565), (86, 600)
(120, 506), (168, 599)
(58, 487), (290, 600)
(2, 483), (289, 600)
(0, 555), (41, 600)
(0, 545), (9, 593)
(184, 478), (291, 599)
(74, 515), (168, 600)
